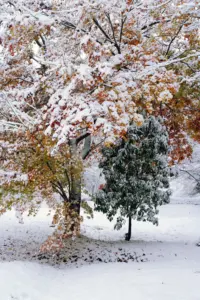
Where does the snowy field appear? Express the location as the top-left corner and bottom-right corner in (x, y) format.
(0, 202), (200, 299)
(1, 259), (200, 300)
(0, 169), (200, 300)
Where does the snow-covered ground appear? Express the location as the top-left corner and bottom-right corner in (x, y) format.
(1, 259), (200, 300)
(0, 149), (200, 299)
(0, 199), (200, 299)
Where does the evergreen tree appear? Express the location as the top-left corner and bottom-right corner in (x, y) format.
(95, 116), (171, 241)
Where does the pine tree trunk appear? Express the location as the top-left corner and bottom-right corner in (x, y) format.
(125, 216), (132, 241)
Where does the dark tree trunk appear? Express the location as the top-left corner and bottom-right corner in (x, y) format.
(64, 176), (81, 236)
(125, 216), (132, 241)
(63, 134), (91, 235)
(69, 132), (91, 215)
(70, 176), (81, 215)
(68, 138), (82, 214)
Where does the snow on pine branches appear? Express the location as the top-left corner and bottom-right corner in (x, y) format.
(95, 116), (171, 241)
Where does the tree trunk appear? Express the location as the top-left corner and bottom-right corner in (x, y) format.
(69, 132), (91, 215)
(125, 216), (132, 241)
(63, 134), (91, 235)
(69, 139), (81, 215)
(70, 175), (81, 215)
(64, 138), (81, 236)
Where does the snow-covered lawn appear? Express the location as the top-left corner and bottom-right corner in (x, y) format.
(1, 259), (200, 300)
(0, 200), (200, 299)
(1, 167), (200, 300)
(1, 203), (200, 264)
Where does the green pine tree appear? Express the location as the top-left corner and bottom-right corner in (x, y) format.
(95, 116), (171, 241)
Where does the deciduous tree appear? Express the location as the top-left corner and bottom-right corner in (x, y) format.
(0, 0), (200, 246)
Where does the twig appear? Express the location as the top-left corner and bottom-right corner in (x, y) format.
(166, 22), (186, 56)
(106, 13), (121, 54)
(180, 169), (199, 183)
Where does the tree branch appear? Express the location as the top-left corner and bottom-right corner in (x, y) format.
(82, 134), (91, 160)
(92, 17), (113, 44)
(180, 169), (199, 183)
(76, 132), (91, 145)
(166, 22), (185, 56)
(119, 16), (127, 45)
(106, 13), (121, 54)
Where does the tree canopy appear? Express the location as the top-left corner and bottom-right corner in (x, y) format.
(0, 0), (200, 247)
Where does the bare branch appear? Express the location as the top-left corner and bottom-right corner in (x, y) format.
(180, 61), (198, 73)
(119, 16), (127, 45)
(180, 169), (199, 183)
(92, 17), (113, 44)
(76, 132), (91, 145)
(106, 13), (121, 54)
(166, 22), (186, 56)
(82, 134), (91, 160)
